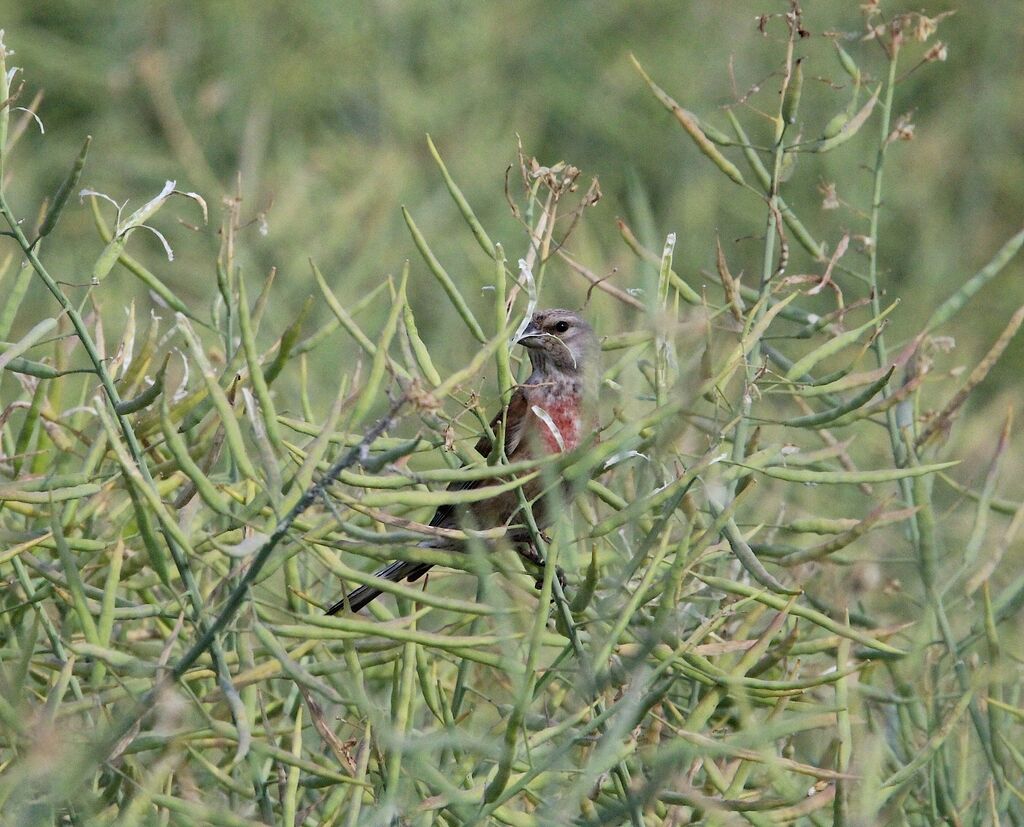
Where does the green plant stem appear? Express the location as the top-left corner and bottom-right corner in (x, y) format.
(483, 486), (645, 827)
(904, 429), (1021, 824)
(729, 29), (795, 495)
(866, 56), (898, 374)
(0, 187), (240, 739)
(861, 53), (1021, 818)
(867, 49), (917, 514)
(103, 396), (407, 751)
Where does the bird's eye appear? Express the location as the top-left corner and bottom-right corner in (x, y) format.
(553, 321), (570, 333)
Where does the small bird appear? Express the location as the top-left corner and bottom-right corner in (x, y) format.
(327, 308), (600, 614)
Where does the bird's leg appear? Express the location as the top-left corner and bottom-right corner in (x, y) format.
(515, 541), (566, 593)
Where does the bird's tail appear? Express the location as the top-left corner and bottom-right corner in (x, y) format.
(325, 560), (433, 615)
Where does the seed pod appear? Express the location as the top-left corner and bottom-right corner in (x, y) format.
(631, 54), (745, 187)
(91, 179), (185, 283)
(695, 116), (733, 147)
(833, 41), (861, 85)
(402, 302), (442, 386)
(0, 32), (9, 156)
(38, 135), (92, 238)
(782, 58), (804, 125)
(3, 356), (60, 378)
(264, 296), (314, 385)
(569, 544), (599, 614)
(812, 86), (880, 153)
(822, 110), (849, 140)
(114, 352), (170, 414)
(779, 147), (797, 182)
(360, 435), (424, 473)
(787, 367), (894, 428)
(715, 235), (744, 322)
(3, 357), (94, 379)
(160, 389), (231, 514)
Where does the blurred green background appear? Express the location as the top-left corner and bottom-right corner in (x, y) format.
(2, 0), (1022, 437)
(5, 6), (1024, 819)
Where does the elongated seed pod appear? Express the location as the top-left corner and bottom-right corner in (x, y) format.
(833, 41), (861, 84)
(38, 135), (92, 238)
(782, 58), (804, 125)
(787, 367), (894, 428)
(631, 54), (745, 187)
(114, 352), (170, 414)
(822, 110), (849, 140)
(0, 34), (10, 159)
(812, 86), (880, 153)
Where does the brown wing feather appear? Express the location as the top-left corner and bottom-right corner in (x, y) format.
(473, 388), (528, 459)
(429, 388), (528, 529)
(327, 391), (529, 611)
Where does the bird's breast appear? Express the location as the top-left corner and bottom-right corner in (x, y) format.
(527, 392), (583, 454)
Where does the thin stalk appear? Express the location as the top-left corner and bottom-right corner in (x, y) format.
(0, 190), (238, 698)
(866, 54), (899, 373)
(481, 484), (645, 827)
(729, 28), (795, 493)
(866, 45), (917, 510)
(868, 43), (1020, 825)
(904, 428), (1021, 825)
(97, 396), (407, 759)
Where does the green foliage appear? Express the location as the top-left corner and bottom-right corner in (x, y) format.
(2, 5), (1024, 826)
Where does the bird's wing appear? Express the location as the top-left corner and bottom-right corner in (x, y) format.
(328, 390), (531, 613)
(428, 388), (528, 529)
(471, 386), (528, 459)
(325, 559), (432, 614)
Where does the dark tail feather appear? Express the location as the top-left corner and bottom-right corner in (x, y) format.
(325, 560), (433, 615)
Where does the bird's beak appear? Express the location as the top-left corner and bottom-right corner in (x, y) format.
(515, 320), (544, 348)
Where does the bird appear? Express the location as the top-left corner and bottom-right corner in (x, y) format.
(326, 308), (600, 614)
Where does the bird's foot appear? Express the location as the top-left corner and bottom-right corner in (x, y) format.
(516, 543), (566, 594)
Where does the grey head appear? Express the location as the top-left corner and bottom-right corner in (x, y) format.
(516, 308), (600, 381)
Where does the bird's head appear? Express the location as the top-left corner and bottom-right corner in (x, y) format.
(516, 308), (599, 377)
